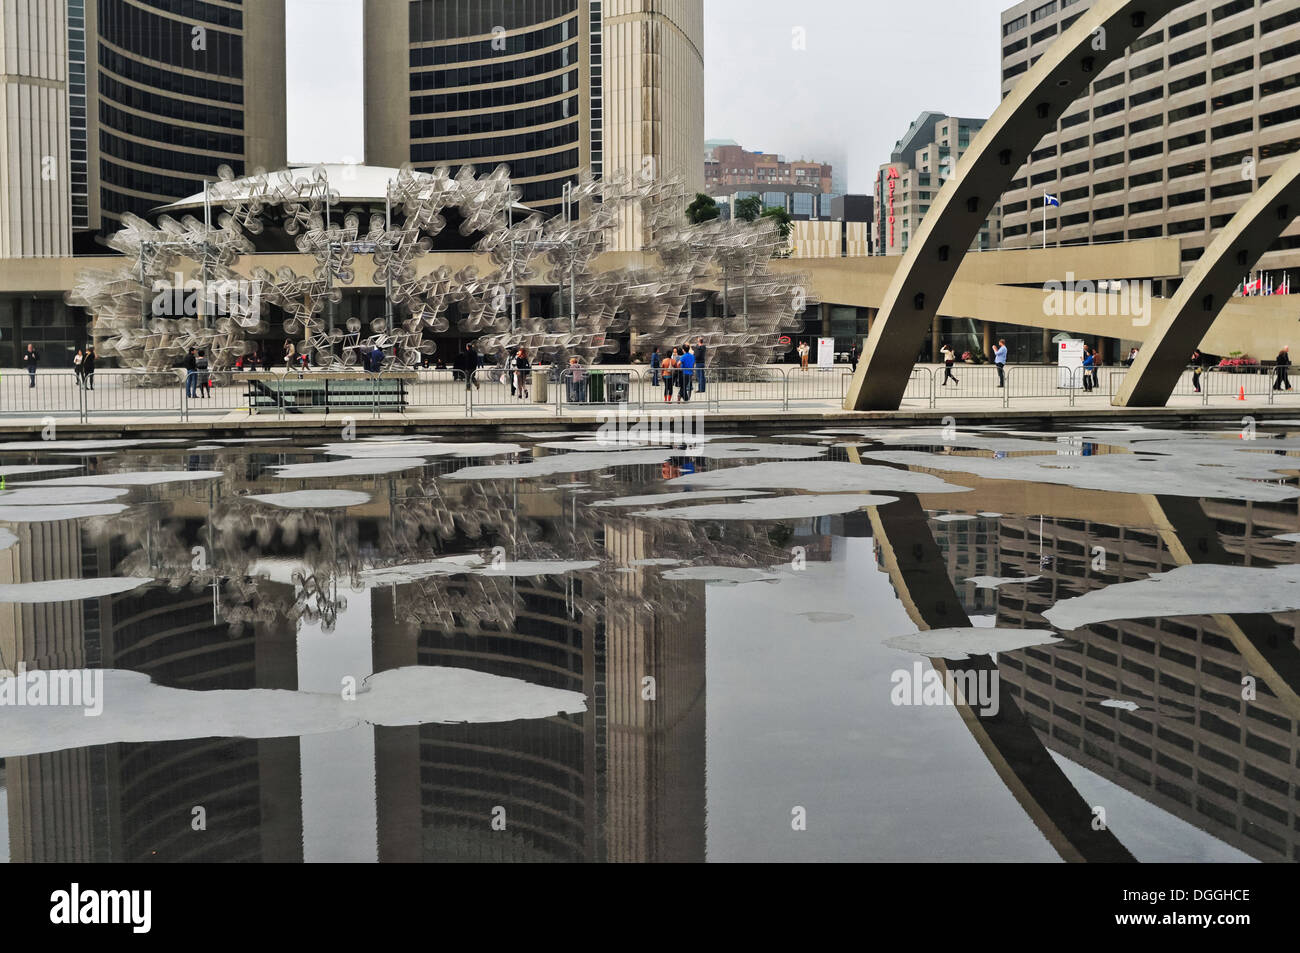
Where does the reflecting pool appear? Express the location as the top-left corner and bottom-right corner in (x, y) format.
(0, 423), (1297, 862)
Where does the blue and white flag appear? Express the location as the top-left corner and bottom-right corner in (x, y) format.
(1044, 194), (1060, 207)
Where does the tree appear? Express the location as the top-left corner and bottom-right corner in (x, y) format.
(685, 192), (720, 225)
(733, 195), (763, 222)
(761, 205), (793, 242)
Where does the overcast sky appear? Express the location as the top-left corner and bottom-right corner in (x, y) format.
(286, 0), (1015, 193)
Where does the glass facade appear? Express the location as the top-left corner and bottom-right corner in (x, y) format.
(0, 295), (91, 368)
(95, 0), (249, 231)
(407, 0), (582, 218)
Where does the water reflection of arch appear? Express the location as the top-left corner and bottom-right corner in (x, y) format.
(931, 494), (1300, 861)
(866, 493), (1134, 862)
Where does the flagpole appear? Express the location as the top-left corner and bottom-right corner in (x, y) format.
(1042, 193), (1047, 251)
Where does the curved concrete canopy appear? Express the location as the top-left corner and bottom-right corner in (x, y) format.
(844, 0), (1185, 411)
(1115, 151), (1300, 406)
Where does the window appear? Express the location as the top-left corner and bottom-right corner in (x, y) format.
(1169, 13), (1206, 37)
(1003, 14), (1028, 35)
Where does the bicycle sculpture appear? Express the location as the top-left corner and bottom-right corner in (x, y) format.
(67, 162), (816, 380)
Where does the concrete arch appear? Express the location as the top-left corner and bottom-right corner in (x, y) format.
(1115, 152), (1300, 406)
(844, 0), (1184, 411)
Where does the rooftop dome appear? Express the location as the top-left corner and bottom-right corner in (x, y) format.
(157, 163), (535, 216)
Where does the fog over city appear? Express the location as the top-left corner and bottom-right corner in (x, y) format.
(287, 0), (1012, 189)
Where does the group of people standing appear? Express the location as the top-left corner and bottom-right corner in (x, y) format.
(649, 338), (707, 403)
(21, 344), (97, 389)
(183, 348), (212, 398)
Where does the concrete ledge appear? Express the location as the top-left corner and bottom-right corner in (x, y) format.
(0, 405), (1291, 442)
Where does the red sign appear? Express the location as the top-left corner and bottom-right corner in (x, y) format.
(886, 167), (900, 248)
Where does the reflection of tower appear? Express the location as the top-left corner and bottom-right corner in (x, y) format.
(994, 511), (1300, 862)
(0, 520), (107, 861)
(929, 514), (1002, 617)
(369, 504), (709, 862)
(96, 538), (303, 863)
(601, 521), (705, 863)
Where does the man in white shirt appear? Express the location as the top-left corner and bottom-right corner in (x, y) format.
(994, 339), (1008, 388)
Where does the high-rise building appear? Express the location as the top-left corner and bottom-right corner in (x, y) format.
(364, 0), (704, 248)
(998, 0), (1300, 293)
(0, 0), (287, 257)
(873, 111), (1001, 256)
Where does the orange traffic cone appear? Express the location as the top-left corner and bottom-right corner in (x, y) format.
(1237, 385), (1246, 401)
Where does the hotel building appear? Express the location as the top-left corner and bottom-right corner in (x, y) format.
(998, 0), (1300, 293)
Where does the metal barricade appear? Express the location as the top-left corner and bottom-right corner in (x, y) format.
(930, 362), (1006, 407)
(785, 364), (854, 407)
(0, 368), (85, 420)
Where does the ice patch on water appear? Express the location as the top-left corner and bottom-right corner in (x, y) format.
(0, 487), (126, 505)
(0, 666), (588, 758)
(628, 558), (683, 567)
(667, 461), (968, 495)
(1044, 563), (1300, 629)
(271, 458), (427, 479)
(1099, 699), (1142, 712)
(318, 441), (525, 459)
(0, 504), (127, 522)
(0, 576), (152, 602)
(661, 566), (783, 585)
(15, 470), (223, 487)
(0, 439), (184, 452)
(0, 465), (81, 477)
(358, 555), (486, 585)
(247, 490), (372, 509)
(965, 575), (1042, 590)
(632, 493), (896, 521)
(933, 514), (976, 523)
(478, 560), (600, 577)
(865, 449), (1300, 502)
(1274, 533), (1300, 543)
(589, 490), (767, 508)
(884, 627), (1063, 660)
(449, 449), (673, 481)
(796, 611), (855, 624)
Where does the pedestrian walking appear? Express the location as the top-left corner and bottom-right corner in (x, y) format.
(23, 344), (38, 388)
(184, 347), (199, 398)
(453, 343), (479, 390)
(1090, 346), (1101, 389)
(83, 348), (95, 389)
(695, 337), (708, 393)
(1191, 350), (1203, 393)
(73, 349), (85, 388)
(940, 344), (959, 386)
(1082, 347), (1095, 392)
(650, 346), (661, 386)
(661, 351), (676, 402)
(850, 344), (859, 372)
(994, 338), (1008, 388)
(798, 341), (810, 372)
(1275, 346), (1293, 391)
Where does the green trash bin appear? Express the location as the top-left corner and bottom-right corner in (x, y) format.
(587, 369), (606, 403)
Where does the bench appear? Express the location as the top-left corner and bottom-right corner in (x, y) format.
(242, 372), (415, 415)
